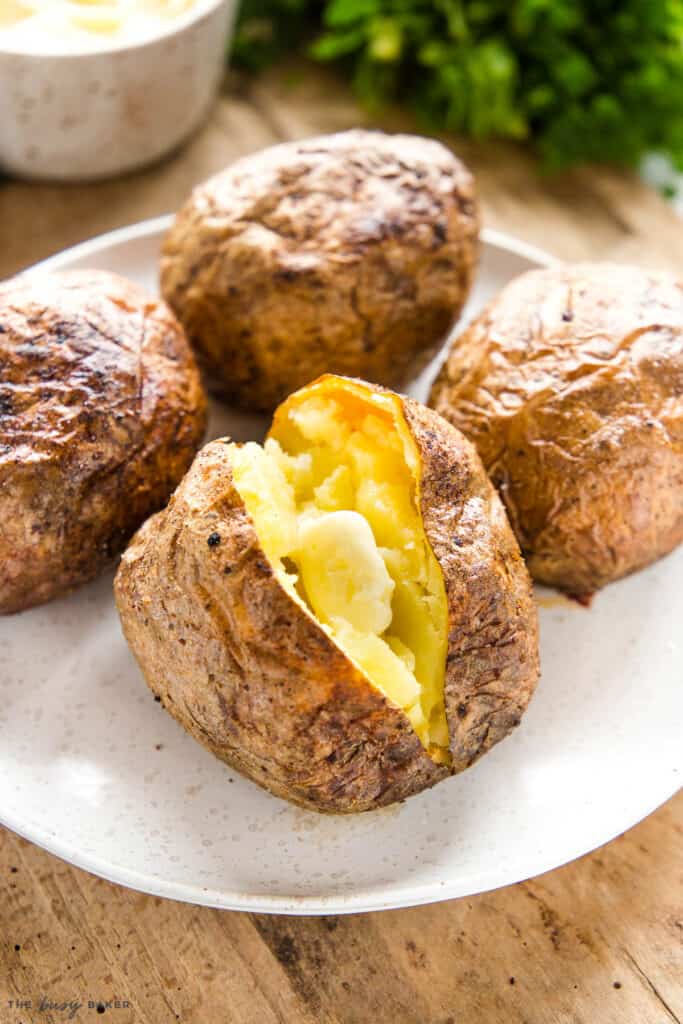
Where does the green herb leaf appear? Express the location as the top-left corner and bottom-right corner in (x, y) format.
(231, 0), (683, 172)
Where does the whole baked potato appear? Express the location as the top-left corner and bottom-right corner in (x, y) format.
(115, 375), (538, 813)
(160, 130), (479, 412)
(0, 269), (207, 614)
(430, 263), (683, 595)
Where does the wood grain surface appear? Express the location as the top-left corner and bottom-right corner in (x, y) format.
(0, 64), (681, 1024)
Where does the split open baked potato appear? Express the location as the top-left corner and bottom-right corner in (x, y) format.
(160, 130), (479, 412)
(115, 375), (539, 813)
(0, 270), (207, 614)
(430, 263), (683, 595)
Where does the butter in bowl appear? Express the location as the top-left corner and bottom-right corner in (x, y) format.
(0, 0), (237, 181)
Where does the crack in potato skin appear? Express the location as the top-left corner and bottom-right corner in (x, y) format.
(403, 400), (539, 773)
(114, 378), (538, 813)
(160, 130), (479, 413)
(430, 263), (683, 595)
(0, 270), (207, 614)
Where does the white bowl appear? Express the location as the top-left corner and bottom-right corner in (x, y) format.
(0, 0), (236, 182)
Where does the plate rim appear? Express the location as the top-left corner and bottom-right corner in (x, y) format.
(25, 215), (560, 277)
(2, 764), (680, 915)
(5, 217), (680, 915)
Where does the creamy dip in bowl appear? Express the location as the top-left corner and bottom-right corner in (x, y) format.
(0, 0), (235, 180)
(0, 0), (201, 53)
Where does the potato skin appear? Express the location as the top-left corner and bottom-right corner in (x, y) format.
(430, 263), (683, 594)
(403, 400), (539, 774)
(0, 270), (207, 614)
(160, 130), (479, 412)
(114, 379), (538, 813)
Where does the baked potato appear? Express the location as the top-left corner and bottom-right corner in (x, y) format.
(0, 269), (207, 614)
(430, 263), (683, 595)
(115, 375), (538, 813)
(160, 130), (479, 413)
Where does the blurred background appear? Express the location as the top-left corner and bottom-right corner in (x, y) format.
(233, 0), (683, 203)
(3, 0), (683, 277)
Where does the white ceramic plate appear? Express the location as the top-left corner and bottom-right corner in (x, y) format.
(1, 217), (680, 915)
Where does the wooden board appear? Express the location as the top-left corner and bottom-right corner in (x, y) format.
(1, 64), (681, 1024)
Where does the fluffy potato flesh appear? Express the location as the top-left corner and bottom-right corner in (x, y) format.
(229, 380), (450, 763)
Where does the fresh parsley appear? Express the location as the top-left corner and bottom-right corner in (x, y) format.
(233, 0), (683, 170)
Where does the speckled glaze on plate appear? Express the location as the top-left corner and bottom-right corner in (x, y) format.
(0, 217), (680, 914)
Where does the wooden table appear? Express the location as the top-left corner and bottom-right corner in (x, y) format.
(1, 65), (681, 1024)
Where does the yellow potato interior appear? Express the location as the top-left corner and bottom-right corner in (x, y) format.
(0, 0), (31, 26)
(229, 379), (450, 763)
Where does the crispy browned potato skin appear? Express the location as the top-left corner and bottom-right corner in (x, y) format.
(430, 263), (683, 595)
(160, 130), (479, 413)
(402, 399), (539, 775)
(0, 270), (207, 614)
(114, 379), (538, 813)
